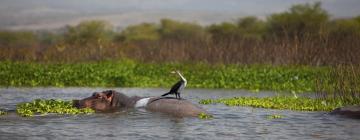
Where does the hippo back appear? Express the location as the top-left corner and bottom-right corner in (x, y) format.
(331, 105), (360, 119)
(146, 98), (206, 117)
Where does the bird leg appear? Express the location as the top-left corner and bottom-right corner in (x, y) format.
(177, 92), (181, 99)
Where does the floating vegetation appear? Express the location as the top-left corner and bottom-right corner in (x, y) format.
(198, 112), (213, 119)
(267, 114), (284, 119)
(0, 110), (6, 116)
(16, 99), (94, 117)
(0, 61), (325, 93)
(199, 96), (360, 111)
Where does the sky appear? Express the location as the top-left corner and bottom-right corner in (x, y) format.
(0, 0), (359, 30)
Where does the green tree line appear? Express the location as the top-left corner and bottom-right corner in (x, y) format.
(0, 2), (360, 65)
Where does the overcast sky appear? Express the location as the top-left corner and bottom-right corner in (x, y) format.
(0, 0), (359, 30)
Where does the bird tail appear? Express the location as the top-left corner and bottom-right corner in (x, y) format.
(161, 92), (171, 97)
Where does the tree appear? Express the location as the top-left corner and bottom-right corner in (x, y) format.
(237, 16), (266, 40)
(0, 31), (37, 47)
(119, 23), (160, 43)
(207, 22), (239, 41)
(159, 19), (208, 40)
(329, 18), (360, 40)
(64, 20), (114, 45)
(267, 2), (329, 38)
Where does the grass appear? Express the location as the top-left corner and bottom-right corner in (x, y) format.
(199, 96), (360, 111)
(16, 99), (94, 117)
(0, 61), (326, 93)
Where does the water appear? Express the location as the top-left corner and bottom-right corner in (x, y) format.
(0, 88), (359, 140)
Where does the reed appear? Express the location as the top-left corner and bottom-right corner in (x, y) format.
(316, 64), (360, 105)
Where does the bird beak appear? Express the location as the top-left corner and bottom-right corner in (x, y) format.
(170, 71), (176, 74)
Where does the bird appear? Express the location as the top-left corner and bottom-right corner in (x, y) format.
(161, 70), (187, 99)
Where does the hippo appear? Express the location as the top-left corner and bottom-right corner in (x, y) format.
(73, 90), (207, 117)
(330, 105), (360, 119)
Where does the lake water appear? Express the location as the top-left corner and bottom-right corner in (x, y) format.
(0, 88), (359, 140)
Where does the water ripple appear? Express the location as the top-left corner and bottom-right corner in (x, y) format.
(1, 87), (359, 140)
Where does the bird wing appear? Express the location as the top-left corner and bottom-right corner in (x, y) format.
(169, 80), (183, 93)
(178, 81), (186, 91)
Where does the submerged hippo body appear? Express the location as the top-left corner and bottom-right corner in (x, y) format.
(73, 90), (206, 117)
(330, 105), (360, 119)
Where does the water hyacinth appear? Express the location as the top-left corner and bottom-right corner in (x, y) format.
(267, 114), (284, 119)
(16, 99), (94, 117)
(0, 110), (6, 115)
(198, 113), (213, 119)
(0, 61), (324, 93)
(199, 96), (360, 111)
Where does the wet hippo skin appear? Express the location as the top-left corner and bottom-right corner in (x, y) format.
(73, 90), (206, 117)
(146, 97), (206, 117)
(330, 105), (360, 119)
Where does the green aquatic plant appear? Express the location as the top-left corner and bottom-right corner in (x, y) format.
(16, 99), (95, 117)
(0, 110), (6, 116)
(198, 112), (213, 119)
(198, 99), (216, 105)
(0, 61), (326, 93)
(199, 96), (360, 111)
(267, 114), (284, 119)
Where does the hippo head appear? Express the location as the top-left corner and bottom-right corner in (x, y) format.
(73, 90), (118, 111)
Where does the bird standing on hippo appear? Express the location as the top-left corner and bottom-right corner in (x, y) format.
(161, 70), (187, 99)
(73, 90), (206, 117)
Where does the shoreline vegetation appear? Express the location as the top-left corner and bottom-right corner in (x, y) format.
(1, 61), (359, 106)
(0, 61), (324, 92)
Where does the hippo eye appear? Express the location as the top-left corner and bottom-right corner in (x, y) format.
(92, 93), (102, 98)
